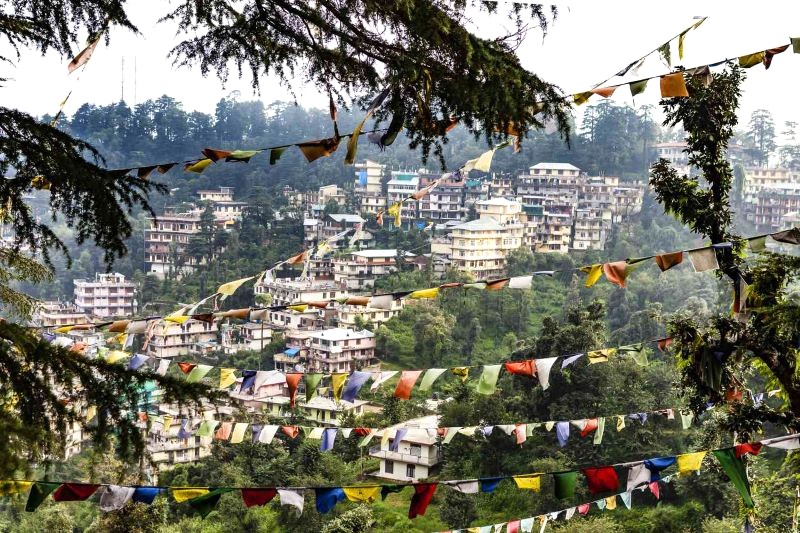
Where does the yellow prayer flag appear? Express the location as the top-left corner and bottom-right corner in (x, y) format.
(512, 475), (541, 491)
(616, 415), (625, 431)
(172, 488), (209, 503)
(739, 52), (766, 68)
(163, 416), (174, 431)
(184, 158), (214, 173)
(54, 325), (75, 334)
(581, 264), (603, 288)
(287, 304), (308, 313)
(587, 348), (616, 364)
(332, 373), (347, 402)
(106, 350), (130, 364)
(216, 276), (255, 298)
(164, 314), (190, 324)
(676, 451), (707, 475)
(408, 287), (440, 299)
(0, 481), (32, 497)
(606, 496), (617, 510)
(573, 92), (593, 106)
(343, 486), (381, 503)
(230, 423), (249, 444)
(219, 368), (237, 389)
(380, 428), (391, 447)
(86, 405), (97, 422)
(452, 367), (469, 382)
(387, 202), (402, 227)
(462, 149), (495, 173)
(660, 73), (690, 98)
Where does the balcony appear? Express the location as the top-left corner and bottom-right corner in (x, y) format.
(368, 446), (441, 466)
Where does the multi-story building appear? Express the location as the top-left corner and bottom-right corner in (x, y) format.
(418, 175), (464, 222)
(144, 211), (204, 278)
(197, 187), (235, 203)
(147, 408), (213, 471)
(32, 301), (90, 328)
(354, 160), (387, 216)
(254, 277), (346, 330)
(534, 211), (573, 253)
(333, 249), (410, 290)
(654, 142), (690, 169)
(336, 298), (406, 329)
(146, 320), (219, 359)
(449, 198), (524, 278)
(219, 322), (273, 354)
(73, 272), (136, 318)
(750, 185), (800, 231)
(517, 163), (582, 198)
(387, 171), (420, 220)
(572, 208), (607, 251)
(273, 330), (312, 373)
(198, 187), (247, 225)
(464, 178), (489, 207)
(304, 327), (376, 373)
(302, 396), (369, 428)
(742, 168), (800, 205)
(369, 415), (442, 481)
(489, 175), (514, 198)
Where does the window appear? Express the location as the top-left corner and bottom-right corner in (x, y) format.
(410, 444), (421, 456)
(406, 464), (416, 478)
(385, 460), (394, 474)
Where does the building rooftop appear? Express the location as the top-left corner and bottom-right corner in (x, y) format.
(328, 214), (365, 224)
(529, 162), (581, 171)
(350, 249), (412, 259)
(304, 396), (369, 410)
(478, 197), (520, 206)
(308, 327), (374, 342)
(451, 217), (505, 231)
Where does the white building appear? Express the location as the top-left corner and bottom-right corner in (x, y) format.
(220, 322), (273, 354)
(73, 272), (136, 318)
(387, 171), (420, 220)
(333, 249), (411, 290)
(32, 301), (90, 328)
(370, 415), (442, 481)
(305, 327), (376, 373)
(146, 320), (219, 359)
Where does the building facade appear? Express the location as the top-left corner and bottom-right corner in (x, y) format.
(73, 272), (136, 318)
(369, 415), (442, 481)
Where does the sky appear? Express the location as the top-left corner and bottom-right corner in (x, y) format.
(2, 0), (799, 140)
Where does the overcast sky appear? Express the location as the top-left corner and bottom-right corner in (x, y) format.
(2, 1), (799, 140)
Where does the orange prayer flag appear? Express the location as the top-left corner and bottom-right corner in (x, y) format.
(178, 362), (196, 374)
(504, 360), (537, 377)
(581, 418), (599, 438)
(660, 73), (689, 98)
(137, 166), (157, 179)
(107, 320), (130, 333)
(191, 312), (215, 323)
(215, 421), (233, 440)
(222, 308), (250, 320)
(654, 251), (684, 272)
(298, 138), (340, 163)
(394, 370), (423, 400)
(591, 86), (617, 98)
(345, 296), (370, 306)
(286, 251), (307, 265)
(157, 163), (177, 174)
(305, 300), (330, 309)
(485, 279), (509, 291)
(281, 426), (300, 439)
(202, 148), (233, 162)
(603, 261), (631, 288)
(657, 337), (673, 351)
(68, 36), (101, 74)
(286, 373), (302, 408)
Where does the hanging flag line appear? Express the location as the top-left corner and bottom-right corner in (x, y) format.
(129, 397), (778, 453)
(41, 227), (794, 334)
(4, 433), (798, 517)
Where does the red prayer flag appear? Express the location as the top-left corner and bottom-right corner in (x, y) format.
(394, 370), (423, 400)
(282, 426), (300, 439)
(354, 427), (371, 437)
(408, 483), (437, 518)
(286, 373), (302, 408)
(177, 362), (196, 374)
(504, 360), (537, 377)
(52, 483), (100, 501)
(657, 337), (673, 351)
(578, 503), (591, 515)
(202, 148), (233, 162)
(734, 442), (763, 458)
(581, 418), (599, 438)
(649, 481), (660, 499)
(582, 466), (619, 494)
(506, 520), (521, 533)
(241, 488), (277, 507)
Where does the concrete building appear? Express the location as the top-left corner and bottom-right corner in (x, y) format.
(336, 298), (406, 329)
(749, 184), (800, 231)
(219, 322), (273, 354)
(418, 175), (464, 222)
(489, 175), (514, 198)
(147, 409), (212, 470)
(302, 396), (369, 427)
(333, 249), (410, 290)
(197, 187), (247, 225)
(654, 142), (690, 168)
(146, 320), (218, 359)
(254, 277), (346, 330)
(387, 171), (420, 220)
(572, 208), (607, 251)
(354, 160), (388, 216)
(197, 187), (235, 203)
(305, 327), (376, 373)
(144, 211), (204, 277)
(449, 198), (524, 278)
(32, 301), (90, 328)
(73, 272), (136, 318)
(369, 415), (442, 481)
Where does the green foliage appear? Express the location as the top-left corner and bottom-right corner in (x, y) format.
(320, 505), (375, 533)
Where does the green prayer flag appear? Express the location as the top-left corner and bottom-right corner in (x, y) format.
(593, 417), (606, 445)
(713, 448), (754, 508)
(380, 485), (405, 501)
(186, 364), (213, 383)
(196, 420), (218, 438)
(442, 428), (460, 444)
(658, 42), (672, 66)
(225, 150), (261, 162)
(748, 236), (767, 252)
(630, 79), (648, 97)
(553, 471), (577, 499)
(26, 482), (60, 511)
(418, 368), (447, 391)
(476, 364), (502, 395)
(305, 373), (323, 402)
(619, 343), (648, 366)
(793, 38), (800, 54)
(187, 488), (235, 518)
(270, 147), (288, 165)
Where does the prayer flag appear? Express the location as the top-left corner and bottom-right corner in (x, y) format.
(343, 486), (381, 503)
(185, 159), (214, 173)
(513, 475), (541, 491)
(269, 147), (288, 165)
(394, 370), (423, 399)
(285, 373), (302, 407)
(578, 503), (591, 516)
(764, 45), (790, 69)
(734, 443), (762, 458)
(370, 371), (397, 391)
(408, 287), (439, 299)
(331, 373), (348, 402)
(793, 37), (800, 54)
(627, 463), (650, 491)
(128, 354), (149, 370)
(315, 487), (345, 514)
(594, 417), (606, 445)
(451, 367), (470, 382)
(219, 368), (237, 389)
(187, 364), (213, 383)
(556, 421), (570, 447)
(68, 36), (101, 73)
(485, 279), (509, 291)
(480, 478), (503, 493)
(258, 425), (279, 444)
(0, 481), (32, 498)
(196, 420), (219, 438)
(202, 148), (232, 162)
(381, 485), (405, 500)
(52, 483), (100, 501)
(629, 79), (648, 97)
(172, 488), (209, 503)
(278, 489), (305, 515)
(187, 488), (233, 518)
(677, 451), (707, 474)
(591, 86), (616, 98)
(476, 364), (502, 395)
(580, 264), (603, 287)
(713, 448), (754, 508)
(298, 138), (340, 163)
(739, 52), (766, 68)
(346, 88), (389, 164)
(561, 353), (583, 369)
(573, 92), (593, 106)
(553, 472), (577, 499)
(748, 236), (767, 252)
(505, 360), (537, 377)
(771, 228), (800, 244)
(408, 483), (437, 518)
(603, 261), (634, 288)
(305, 373), (324, 401)
(583, 467), (619, 494)
(26, 482), (60, 511)
(688, 248), (719, 272)
(230, 423), (248, 444)
(509, 275), (533, 289)
(216, 276), (255, 299)
(447, 480), (479, 493)
(581, 418), (599, 438)
(282, 426), (300, 439)
(225, 149), (261, 162)
(99, 485), (135, 512)
(418, 368), (448, 391)
(643, 457), (676, 480)
(605, 496), (617, 510)
(320, 428), (337, 451)
(587, 348), (615, 364)
(660, 73), (689, 97)
(241, 488), (277, 507)
(536, 357), (558, 390)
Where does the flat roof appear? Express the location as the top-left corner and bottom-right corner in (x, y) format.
(308, 327), (374, 341)
(529, 162), (581, 171)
